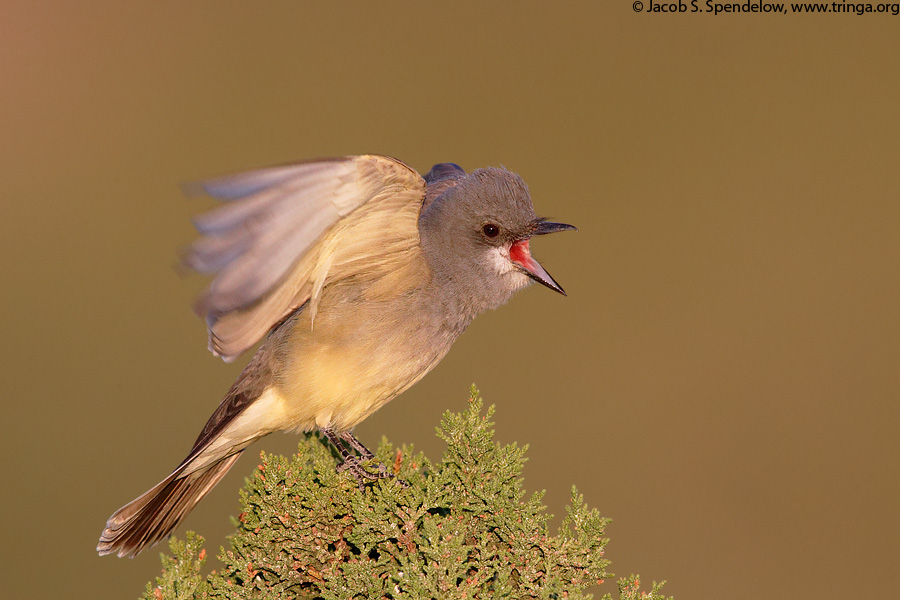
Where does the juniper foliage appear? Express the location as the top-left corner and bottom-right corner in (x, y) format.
(142, 388), (670, 600)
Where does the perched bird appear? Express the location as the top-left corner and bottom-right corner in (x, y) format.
(97, 155), (575, 558)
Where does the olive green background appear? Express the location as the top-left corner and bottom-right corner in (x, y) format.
(3, 2), (898, 599)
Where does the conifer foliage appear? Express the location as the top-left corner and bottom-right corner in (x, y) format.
(142, 388), (670, 600)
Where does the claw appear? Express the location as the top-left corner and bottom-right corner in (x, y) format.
(321, 427), (396, 489)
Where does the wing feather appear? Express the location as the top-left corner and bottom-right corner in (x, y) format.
(186, 158), (346, 200)
(184, 155), (425, 361)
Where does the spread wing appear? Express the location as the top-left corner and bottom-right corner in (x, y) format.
(182, 154), (426, 362)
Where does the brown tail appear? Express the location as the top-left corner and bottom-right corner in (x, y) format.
(97, 382), (269, 557)
(97, 329), (284, 557)
(96, 450), (243, 558)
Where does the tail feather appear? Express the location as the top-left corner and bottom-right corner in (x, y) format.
(98, 328), (285, 558)
(96, 452), (242, 558)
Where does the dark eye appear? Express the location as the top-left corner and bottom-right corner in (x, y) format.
(482, 223), (500, 238)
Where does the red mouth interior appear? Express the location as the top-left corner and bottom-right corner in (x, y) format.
(509, 239), (533, 271)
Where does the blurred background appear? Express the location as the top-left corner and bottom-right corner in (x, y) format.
(2, 2), (898, 599)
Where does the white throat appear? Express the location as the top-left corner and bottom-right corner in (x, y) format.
(487, 245), (531, 290)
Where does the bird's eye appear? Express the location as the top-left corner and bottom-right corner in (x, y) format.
(482, 223), (500, 238)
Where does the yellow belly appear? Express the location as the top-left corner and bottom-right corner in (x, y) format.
(267, 286), (453, 433)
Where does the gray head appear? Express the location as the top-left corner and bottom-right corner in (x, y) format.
(418, 165), (575, 320)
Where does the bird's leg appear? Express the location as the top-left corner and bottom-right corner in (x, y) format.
(320, 427), (390, 488)
(342, 431), (409, 488)
(339, 431), (375, 460)
(320, 426), (354, 462)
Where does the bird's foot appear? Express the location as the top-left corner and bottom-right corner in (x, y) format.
(321, 427), (408, 489)
(336, 456), (392, 490)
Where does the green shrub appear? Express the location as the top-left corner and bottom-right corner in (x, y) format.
(143, 388), (670, 600)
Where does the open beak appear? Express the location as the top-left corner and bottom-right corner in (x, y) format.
(509, 221), (576, 295)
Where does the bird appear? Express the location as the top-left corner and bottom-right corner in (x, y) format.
(97, 154), (575, 558)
